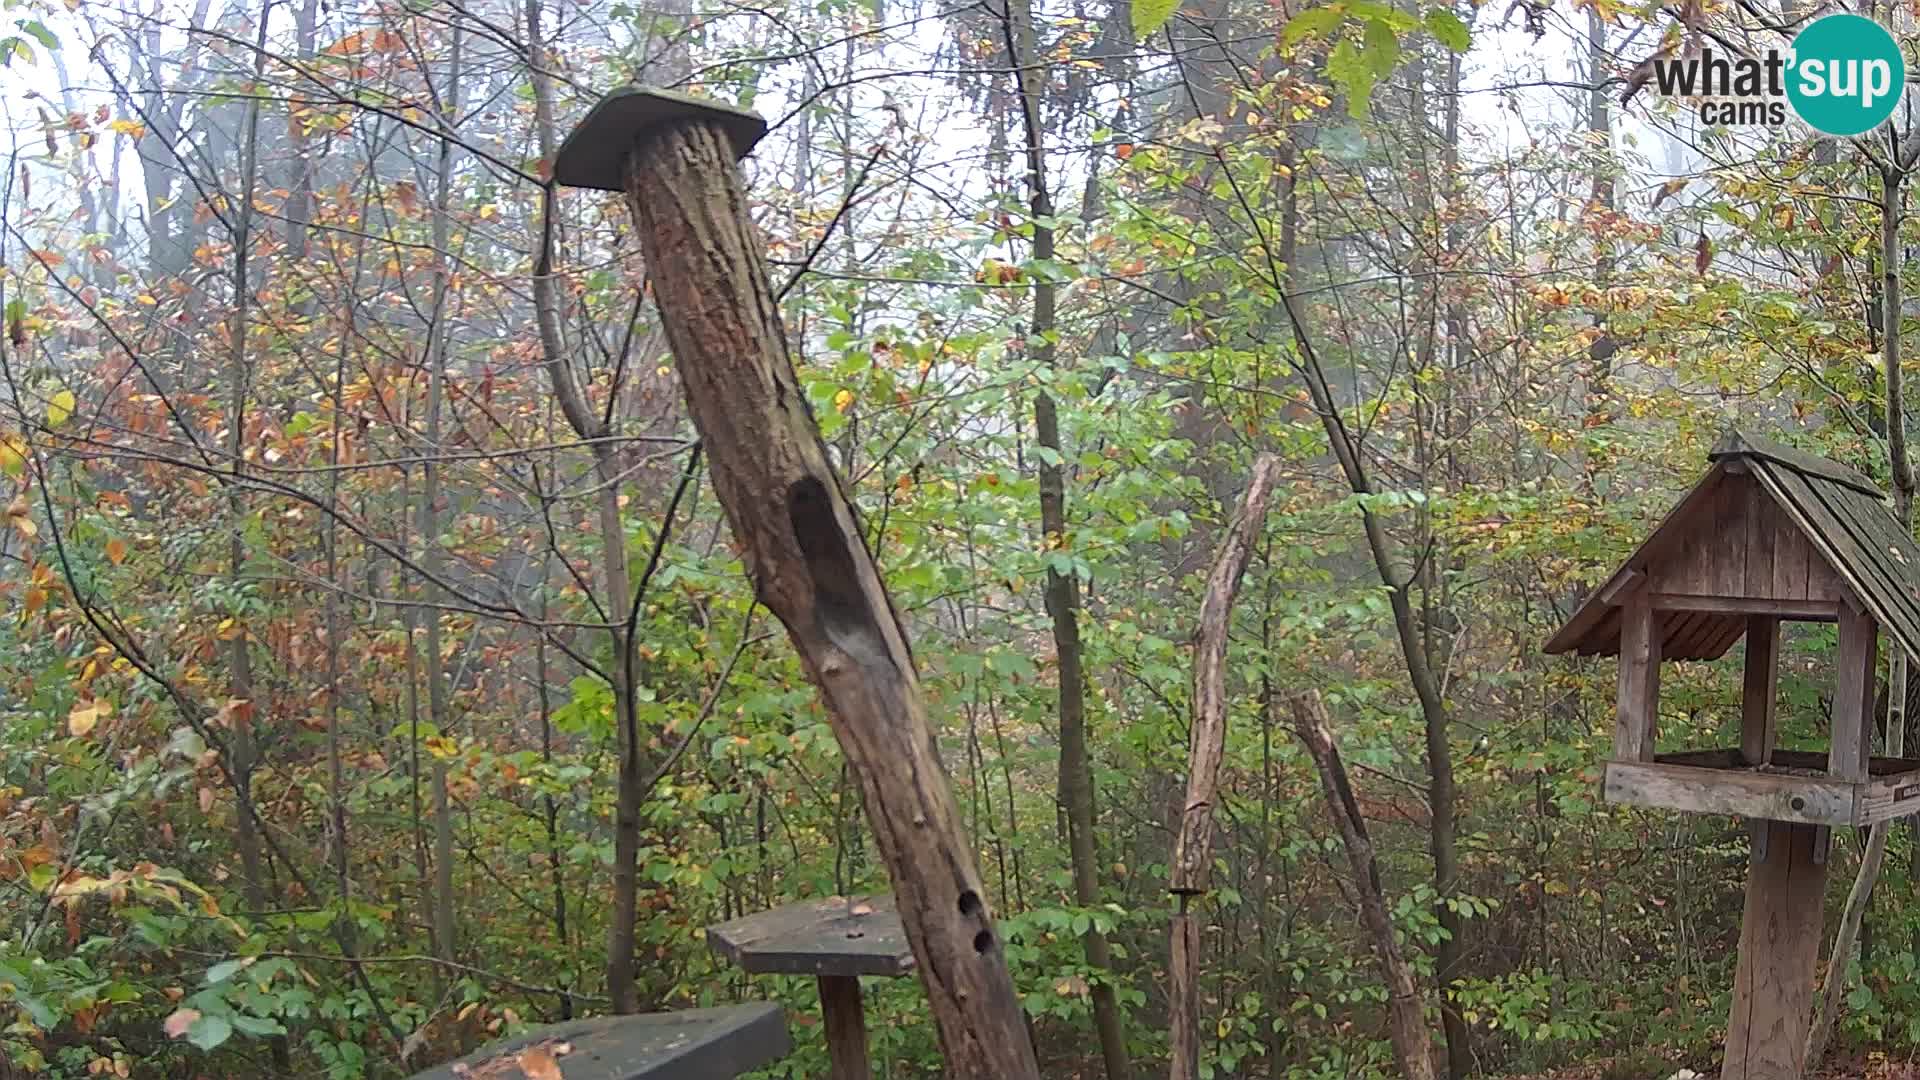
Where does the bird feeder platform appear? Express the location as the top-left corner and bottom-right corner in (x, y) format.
(707, 895), (913, 1080)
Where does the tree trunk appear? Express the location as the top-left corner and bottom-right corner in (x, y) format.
(996, 0), (1130, 1073)
(619, 115), (1040, 1080)
(1809, 161), (1911, 1071)
(1294, 692), (1437, 1080)
(524, 0), (648, 1012)
(1169, 454), (1282, 1080)
(418, 20), (464, 972)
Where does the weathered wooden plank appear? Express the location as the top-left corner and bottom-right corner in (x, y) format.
(1715, 475), (1750, 597)
(1746, 476), (1776, 597)
(1615, 588), (1660, 761)
(1743, 617), (1780, 765)
(1648, 594), (1839, 620)
(1723, 820), (1829, 1080)
(707, 896), (914, 978)
(1772, 510), (1809, 601)
(1833, 604), (1878, 782)
(1603, 760), (1855, 825)
(407, 1006), (791, 1080)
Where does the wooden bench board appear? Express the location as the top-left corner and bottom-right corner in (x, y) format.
(406, 1004), (789, 1080)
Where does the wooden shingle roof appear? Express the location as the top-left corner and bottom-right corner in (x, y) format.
(1544, 430), (1920, 663)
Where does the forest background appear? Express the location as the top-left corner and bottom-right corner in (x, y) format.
(1, 0), (1914, 1076)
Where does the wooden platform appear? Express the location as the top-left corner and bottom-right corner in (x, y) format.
(406, 1005), (789, 1080)
(1605, 748), (1920, 826)
(706, 895), (913, 978)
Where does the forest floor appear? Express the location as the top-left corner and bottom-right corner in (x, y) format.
(1505, 1054), (1920, 1079)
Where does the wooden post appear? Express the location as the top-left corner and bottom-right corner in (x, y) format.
(1615, 588), (1660, 761)
(818, 976), (872, 1080)
(559, 92), (1040, 1079)
(1742, 616), (1780, 766)
(1168, 454), (1282, 1080)
(1833, 603), (1878, 781)
(1723, 820), (1829, 1080)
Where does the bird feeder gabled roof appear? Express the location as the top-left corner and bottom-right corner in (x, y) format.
(1544, 429), (1920, 664)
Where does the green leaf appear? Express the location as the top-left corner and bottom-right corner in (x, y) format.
(1282, 5), (1344, 43)
(1423, 7), (1470, 51)
(204, 959), (246, 985)
(19, 20), (57, 50)
(1361, 18), (1398, 77)
(188, 1013), (233, 1051)
(1326, 39), (1378, 119)
(1133, 0), (1181, 39)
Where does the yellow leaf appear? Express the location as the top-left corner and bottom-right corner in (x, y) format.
(68, 699), (108, 737)
(833, 389), (854, 414)
(108, 118), (146, 139)
(0, 433), (23, 478)
(47, 389), (74, 427)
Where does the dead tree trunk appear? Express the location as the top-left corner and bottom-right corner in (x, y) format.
(614, 111), (1041, 1080)
(1293, 691), (1437, 1080)
(1169, 453), (1282, 1080)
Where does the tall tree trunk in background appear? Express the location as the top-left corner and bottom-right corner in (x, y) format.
(1169, 455), (1281, 1080)
(999, 1), (1129, 1076)
(1809, 160), (1912, 1070)
(418, 19), (464, 972)
(1294, 692), (1438, 1080)
(524, 0), (647, 1012)
(1401, 41), (1471, 1080)
(1279, 243), (1466, 1079)
(224, 0), (273, 919)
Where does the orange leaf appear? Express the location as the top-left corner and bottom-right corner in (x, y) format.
(163, 1009), (200, 1039)
(518, 1046), (563, 1080)
(1114, 142), (1134, 159)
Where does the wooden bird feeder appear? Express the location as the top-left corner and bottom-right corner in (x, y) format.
(1546, 429), (1920, 1079)
(707, 895), (914, 1080)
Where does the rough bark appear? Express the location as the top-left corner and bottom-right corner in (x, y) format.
(1293, 692), (1437, 1080)
(621, 117), (1040, 1080)
(1169, 453), (1282, 1080)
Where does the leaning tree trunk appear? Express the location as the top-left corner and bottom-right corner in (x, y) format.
(1294, 692), (1438, 1080)
(617, 116), (1041, 1079)
(1169, 454), (1282, 1080)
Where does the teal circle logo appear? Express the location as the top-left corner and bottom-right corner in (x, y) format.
(1786, 14), (1904, 136)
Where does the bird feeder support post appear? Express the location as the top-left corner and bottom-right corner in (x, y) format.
(556, 90), (1041, 1080)
(818, 975), (873, 1080)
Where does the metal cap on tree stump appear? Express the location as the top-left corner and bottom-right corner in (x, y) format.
(553, 86), (768, 191)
